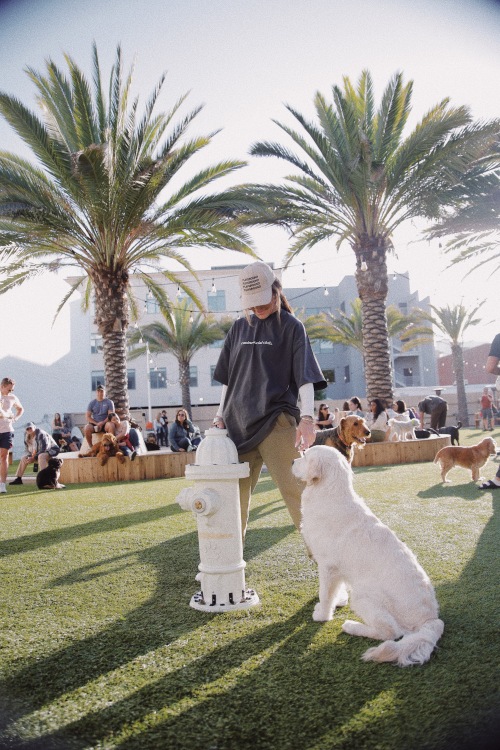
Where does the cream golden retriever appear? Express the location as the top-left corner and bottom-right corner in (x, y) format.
(434, 437), (497, 483)
(293, 446), (444, 666)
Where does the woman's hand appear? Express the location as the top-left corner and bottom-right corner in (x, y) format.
(295, 417), (316, 450)
(212, 416), (225, 429)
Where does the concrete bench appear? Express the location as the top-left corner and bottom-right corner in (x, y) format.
(58, 450), (196, 484)
(352, 434), (451, 467)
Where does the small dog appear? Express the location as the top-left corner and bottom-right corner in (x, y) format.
(79, 433), (126, 466)
(313, 416), (371, 463)
(387, 417), (420, 442)
(293, 446), (443, 666)
(36, 457), (65, 490)
(434, 436), (497, 483)
(434, 422), (462, 446)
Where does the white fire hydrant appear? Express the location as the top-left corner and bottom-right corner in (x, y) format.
(176, 427), (259, 612)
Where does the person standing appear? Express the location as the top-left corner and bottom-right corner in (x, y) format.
(479, 333), (500, 489)
(0, 377), (24, 493)
(417, 395), (448, 430)
(9, 422), (60, 485)
(212, 261), (326, 541)
(480, 387), (494, 431)
(83, 385), (115, 447)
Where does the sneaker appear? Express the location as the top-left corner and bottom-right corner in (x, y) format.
(130, 451), (137, 461)
(0, 483), (6, 494)
(187, 445), (194, 452)
(9, 477), (23, 485)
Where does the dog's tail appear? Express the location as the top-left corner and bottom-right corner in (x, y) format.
(362, 618), (444, 667)
(456, 421), (462, 429)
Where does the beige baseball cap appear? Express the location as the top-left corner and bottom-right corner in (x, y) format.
(239, 261), (276, 308)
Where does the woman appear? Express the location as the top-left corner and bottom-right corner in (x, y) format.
(393, 399), (417, 420)
(315, 403), (334, 430)
(0, 377), (24, 494)
(52, 412), (72, 443)
(213, 261), (326, 540)
(348, 396), (365, 418)
(367, 398), (389, 442)
(105, 413), (138, 458)
(169, 408), (196, 452)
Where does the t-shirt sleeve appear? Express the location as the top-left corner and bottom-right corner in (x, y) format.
(489, 334), (500, 359)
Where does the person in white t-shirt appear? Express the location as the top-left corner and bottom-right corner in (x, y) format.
(0, 377), (24, 493)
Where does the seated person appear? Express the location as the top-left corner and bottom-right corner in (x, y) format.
(10, 422), (60, 485)
(145, 434), (161, 451)
(104, 413), (138, 459)
(52, 412), (72, 442)
(189, 423), (202, 448)
(347, 396), (365, 418)
(169, 408), (196, 452)
(315, 403), (334, 430)
(366, 398), (390, 442)
(83, 385), (115, 447)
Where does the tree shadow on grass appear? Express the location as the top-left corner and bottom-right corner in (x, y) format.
(0, 516), (293, 748)
(0, 503), (183, 556)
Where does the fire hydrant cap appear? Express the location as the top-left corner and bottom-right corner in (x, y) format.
(195, 427), (239, 466)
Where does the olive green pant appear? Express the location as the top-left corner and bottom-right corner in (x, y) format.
(237, 412), (304, 541)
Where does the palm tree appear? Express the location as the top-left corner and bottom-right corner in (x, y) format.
(0, 44), (255, 415)
(302, 298), (433, 386)
(428, 170), (500, 277)
(128, 299), (231, 417)
(245, 70), (499, 403)
(419, 302), (484, 426)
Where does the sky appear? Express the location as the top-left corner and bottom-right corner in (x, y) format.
(0, 0), (499, 363)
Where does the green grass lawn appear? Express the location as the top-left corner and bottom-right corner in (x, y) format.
(1, 428), (499, 749)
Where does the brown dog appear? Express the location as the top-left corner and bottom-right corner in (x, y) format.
(313, 416), (371, 463)
(434, 437), (497, 483)
(79, 433), (126, 466)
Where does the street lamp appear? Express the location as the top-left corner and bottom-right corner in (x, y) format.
(145, 341), (152, 424)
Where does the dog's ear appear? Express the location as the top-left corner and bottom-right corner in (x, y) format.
(306, 451), (324, 484)
(339, 417), (346, 431)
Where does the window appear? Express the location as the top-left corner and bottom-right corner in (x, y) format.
(127, 369), (136, 390)
(91, 371), (105, 390)
(189, 366), (198, 387)
(399, 302), (408, 313)
(340, 301), (346, 313)
(344, 365), (350, 383)
(318, 340), (333, 353)
(146, 298), (160, 314)
(211, 365), (220, 386)
(90, 333), (103, 353)
(403, 367), (413, 377)
(150, 368), (166, 389)
(323, 368), (335, 384)
(207, 289), (226, 312)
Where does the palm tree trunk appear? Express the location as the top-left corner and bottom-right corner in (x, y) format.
(179, 358), (192, 418)
(93, 268), (130, 417)
(451, 342), (469, 426)
(354, 240), (394, 404)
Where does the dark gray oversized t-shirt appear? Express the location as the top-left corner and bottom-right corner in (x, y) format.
(213, 310), (326, 453)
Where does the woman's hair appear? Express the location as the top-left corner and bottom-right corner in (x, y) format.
(370, 398), (386, 419)
(175, 409), (189, 428)
(53, 412), (62, 425)
(319, 404), (329, 412)
(395, 400), (406, 414)
(342, 401), (350, 410)
(1, 377), (15, 387)
(349, 396), (362, 410)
